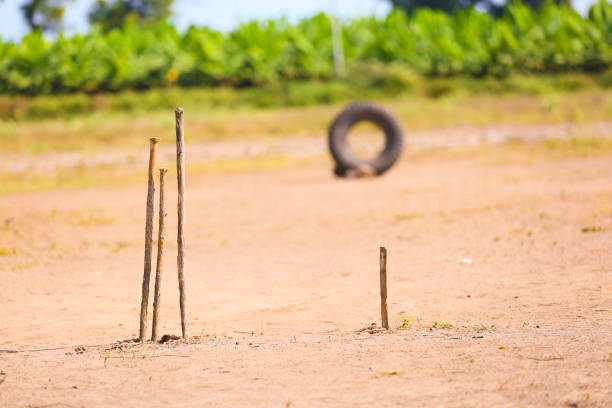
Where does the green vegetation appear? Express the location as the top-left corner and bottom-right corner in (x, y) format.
(581, 225), (604, 232)
(544, 137), (612, 158)
(431, 321), (454, 329)
(0, 247), (21, 256)
(1, 69), (609, 121)
(0, 1), (610, 95)
(71, 209), (116, 226)
(398, 315), (425, 329)
(1, 83), (609, 157)
(379, 370), (405, 376)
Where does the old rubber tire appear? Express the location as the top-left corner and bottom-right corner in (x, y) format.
(328, 102), (404, 176)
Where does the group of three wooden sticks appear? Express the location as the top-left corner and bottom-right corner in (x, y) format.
(138, 107), (189, 343)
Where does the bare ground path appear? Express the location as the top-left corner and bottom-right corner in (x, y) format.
(1, 121), (611, 174)
(0, 144), (611, 407)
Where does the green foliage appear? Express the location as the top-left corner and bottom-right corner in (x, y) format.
(0, 1), (610, 95)
(2, 70), (606, 121)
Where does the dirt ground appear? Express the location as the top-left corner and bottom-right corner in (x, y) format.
(1, 142), (611, 407)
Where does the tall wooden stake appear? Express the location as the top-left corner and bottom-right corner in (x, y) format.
(139, 137), (160, 342)
(380, 247), (389, 330)
(151, 168), (168, 342)
(175, 107), (189, 339)
(330, 2), (345, 77)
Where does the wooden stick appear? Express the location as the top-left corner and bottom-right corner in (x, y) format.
(175, 107), (189, 340)
(151, 168), (168, 342)
(380, 247), (389, 330)
(139, 137), (160, 342)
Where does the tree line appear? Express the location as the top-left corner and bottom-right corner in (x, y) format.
(4, 0), (587, 33)
(7, 0), (172, 32)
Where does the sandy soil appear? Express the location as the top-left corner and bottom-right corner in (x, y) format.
(0, 146), (611, 407)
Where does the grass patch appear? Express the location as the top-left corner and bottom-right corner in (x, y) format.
(379, 370), (405, 376)
(407, 136), (612, 167)
(0, 154), (322, 196)
(0, 247), (20, 256)
(395, 213), (422, 221)
(2, 90), (610, 156)
(581, 226), (604, 233)
(398, 316), (455, 330)
(101, 241), (131, 253)
(431, 321), (454, 330)
(71, 209), (116, 226)
(0, 69), (607, 122)
(0, 165), (144, 196)
(544, 138), (612, 158)
(398, 315), (424, 330)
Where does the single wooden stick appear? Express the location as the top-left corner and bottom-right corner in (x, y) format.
(151, 168), (168, 342)
(175, 107), (189, 340)
(139, 137), (160, 342)
(380, 247), (389, 330)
